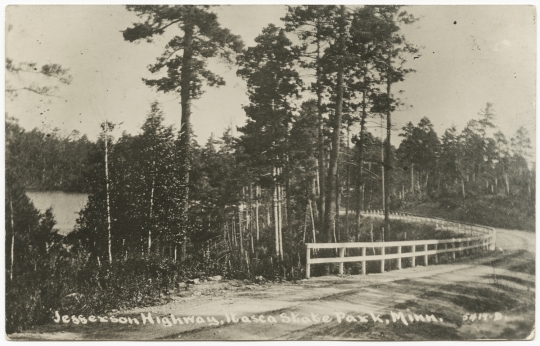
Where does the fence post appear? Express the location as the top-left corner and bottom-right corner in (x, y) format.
(435, 244), (439, 264)
(424, 244), (429, 266)
(452, 241), (456, 259)
(397, 246), (402, 269)
(381, 246), (385, 273)
(339, 247), (345, 275)
(306, 244), (311, 279)
(412, 245), (416, 267)
(362, 247), (366, 275)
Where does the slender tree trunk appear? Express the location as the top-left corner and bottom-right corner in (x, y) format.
(10, 197), (15, 281)
(309, 199), (316, 243)
(179, 21), (194, 263)
(255, 185), (260, 241)
(316, 25), (326, 232)
(104, 125), (112, 264)
(273, 167), (280, 257)
(384, 55), (393, 229)
(315, 159), (320, 195)
(267, 195), (271, 227)
(410, 164), (414, 195)
(356, 89), (367, 230)
(344, 124), (350, 241)
(148, 160), (156, 253)
(324, 5), (346, 244)
(381, 115), (385, 211)
(248, 184), (253, 249)
(285, 136), (291, 228)
(335, 171), (340, 242)
(277, 169), (284, 260)
(238, 207), (244, 256)
(303, 203), (307, 243)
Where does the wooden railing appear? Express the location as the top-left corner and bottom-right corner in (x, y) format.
(305, 210), (496, 279)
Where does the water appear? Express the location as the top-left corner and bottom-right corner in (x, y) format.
(26, 191), (89, 236)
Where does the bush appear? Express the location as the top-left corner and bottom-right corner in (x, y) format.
(5, 253), (199, 334)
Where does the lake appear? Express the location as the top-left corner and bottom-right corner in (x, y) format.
(26, 191), (89, 236)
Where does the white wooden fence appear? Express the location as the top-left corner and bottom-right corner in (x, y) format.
(305, 210), (496, 279)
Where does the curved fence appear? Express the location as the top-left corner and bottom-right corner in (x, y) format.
(305, 210), (496, 279)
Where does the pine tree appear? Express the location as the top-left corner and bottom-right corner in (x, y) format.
(123, 5), (244, 253)
(237, 24), (302, 259)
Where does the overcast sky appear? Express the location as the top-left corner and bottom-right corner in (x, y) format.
(5, 5), (536, 149)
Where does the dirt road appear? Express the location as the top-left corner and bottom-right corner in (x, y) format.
(10, 226), (535, 341)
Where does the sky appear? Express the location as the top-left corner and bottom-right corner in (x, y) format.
(5, 5), (537, 150)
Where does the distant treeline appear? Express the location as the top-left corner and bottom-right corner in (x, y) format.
(6, 117), (94, 192)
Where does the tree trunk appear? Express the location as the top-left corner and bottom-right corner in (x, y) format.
(285, 142), (291, 228)
(104, 125), (113, 264)
(148, 160), (156, 253)
(461, 177), (466, 198)
(303, 203), (307, 243)
(277, 172), (284, 261)
(267, 195), (271, 227)
(247, 184), (253, 248)
(238, 208), (244, 256)
(384, 52), (393, 229)
(316, 26), (326, 232)
(344, 124), (350, 241)
(273, 167), (280, 257)
(179, 21), (194, 263)
(336, 171), (341, 242)
(410, 163), (414, 195)
(324, 5), (346, 244)
(10, 197), (15, 281)
(255, 185), (260, 241)
(356, 90), (367, 230)
(309, 199), (316, 243)
(380, 121), (385, 214)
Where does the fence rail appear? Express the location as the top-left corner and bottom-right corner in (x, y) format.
(305, 210), (496, 279)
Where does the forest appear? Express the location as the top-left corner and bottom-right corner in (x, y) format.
(5, 5), (535, 334)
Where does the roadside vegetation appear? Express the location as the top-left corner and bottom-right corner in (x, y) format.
(398, 195), (535, 232)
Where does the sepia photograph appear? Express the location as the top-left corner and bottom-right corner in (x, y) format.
(4, 2), (536, 341)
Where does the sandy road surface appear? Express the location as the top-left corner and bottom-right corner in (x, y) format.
(494, 227), (535, 253)
(10, 224), (535, 341)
